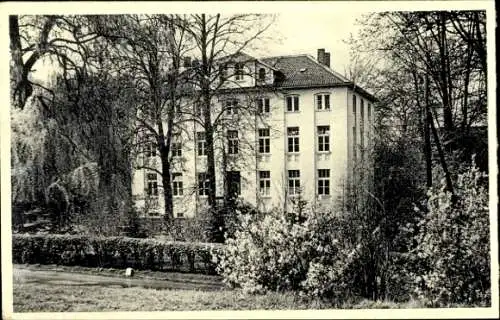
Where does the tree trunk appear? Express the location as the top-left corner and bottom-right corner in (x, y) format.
(204, 101), (217, 210)
(428, 97), (455, 198)
(423, 75), (433, 187)
(157, 120), (173, 221)
(200, 14), (217, 210)
(438, 12), (454, 133)
(9, 15), (57, 109)
(9, 15), (29, 109)
(461, 39), (473, 132)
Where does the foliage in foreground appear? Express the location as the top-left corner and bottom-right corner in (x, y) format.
(410, 163), (490, 306)
(12, 234), (223, 275)
(218, 164), (491, 306)
(217, 207), (361, 300)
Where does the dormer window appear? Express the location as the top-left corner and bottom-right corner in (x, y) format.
(258, 68), (266, 81)
(219, 64), (228, 82)
(235, 63), (244, 81)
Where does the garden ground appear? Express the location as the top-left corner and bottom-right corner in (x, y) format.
(12, 264), (425, 312)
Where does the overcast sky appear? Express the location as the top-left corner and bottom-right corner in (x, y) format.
(257, 12), (364, 74)
(30, 12), (365, 83)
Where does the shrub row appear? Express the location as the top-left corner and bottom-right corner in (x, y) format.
(12, 234), (224, 275)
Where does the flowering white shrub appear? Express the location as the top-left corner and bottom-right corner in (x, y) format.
(412, 163), (490, 306)
(218, 207), (353, 296)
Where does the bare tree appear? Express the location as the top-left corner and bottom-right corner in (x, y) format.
(179, 14), (274, 207)
(96, 15), (191, 221)
(171, 14), (275, 240)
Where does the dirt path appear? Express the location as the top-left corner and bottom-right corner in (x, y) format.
(13, 266), (226, 291)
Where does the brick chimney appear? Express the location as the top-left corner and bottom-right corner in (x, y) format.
(324, 52), (331, 68)
(317, 48), (325, 65)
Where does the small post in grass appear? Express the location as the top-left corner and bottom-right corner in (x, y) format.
(125, 267), (134, 277)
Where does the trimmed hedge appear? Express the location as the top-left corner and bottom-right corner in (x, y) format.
(12, 234), (224, 275)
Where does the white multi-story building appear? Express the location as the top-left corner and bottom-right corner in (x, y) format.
(131, 49), (376, 218)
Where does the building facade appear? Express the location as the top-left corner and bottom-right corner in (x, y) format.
(131, 49), (376, 218)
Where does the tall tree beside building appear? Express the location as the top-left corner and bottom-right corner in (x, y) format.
(178, 14), (274, 241)
(96, 14), (191, 221)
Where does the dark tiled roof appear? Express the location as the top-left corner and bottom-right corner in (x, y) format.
(260, 54), (349, 88)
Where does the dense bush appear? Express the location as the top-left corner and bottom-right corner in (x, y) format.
(217, 207), (356, 297)
(411, 163), (490, 306)
(12, 234), (223, 275)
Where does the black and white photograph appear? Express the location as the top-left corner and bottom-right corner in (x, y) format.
(1, 1), (497, 319)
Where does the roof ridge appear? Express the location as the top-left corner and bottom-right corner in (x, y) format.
(303, 55), (351, 83)
(261, 54), (351, 83)
(260, 53), (310, 60)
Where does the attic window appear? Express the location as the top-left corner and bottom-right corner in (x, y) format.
(299, 68), (307, 72)
(258, 68), (266, 81)
(235, 63), (244, 80)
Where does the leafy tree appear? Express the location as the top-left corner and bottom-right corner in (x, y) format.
(10, 15), (138, 234)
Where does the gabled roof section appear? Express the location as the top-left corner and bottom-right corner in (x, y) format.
(219, 51), (279, 71)
(261, 54), (350, 88)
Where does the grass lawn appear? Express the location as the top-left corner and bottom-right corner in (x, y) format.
(13, 281), (332, 312)
(12, 264), (432, 312)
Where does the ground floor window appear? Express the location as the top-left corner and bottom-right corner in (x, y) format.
(198, 172), (209, 196)
(227, 171), (241, 197)
(288, 170), (301, 195)
(146, 172), (158, 196)
(318, 169), (330, 195)
(172, 172), (183, 196)
(259, 170), (271, 196)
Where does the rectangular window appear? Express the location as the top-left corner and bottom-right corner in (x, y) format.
(171, 142), (182, 157)
(227, 171), (241, 197)
(257, 98), (270, 114)
(360, 99), (365, 148)
(219, 64), (228, 82)
(288, 170), (301, 196)
(318, 169), (330, 195)
(318, 125), (330, 152)
(258, 128), (270, 154)
(235, 63), (244, 80)
(146, 173), (158, 196)
(198, 172), (209, 196)
(194, 101), (202, 117)
(228, 130), (239, 155)
(258, 171), (271, 196)
(145, 141), (156, 158)
(172, 172), (183, 196)
(361, 99), (365, 120)
(287, 127), (300, 153)
(352, 126), (357, 160)
(197, 132), (206, 156)
(258, 68), (266, 81)
(360, 127), (365, 148)
(316, 94), (331, 110)
(367, 103), (372, 144)
(286, 96), (299, 112)
(353, 95), (357, 114)
(226, 99), (239, 115)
